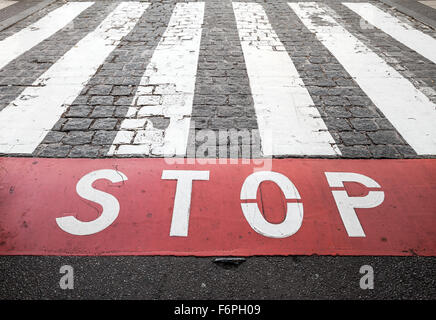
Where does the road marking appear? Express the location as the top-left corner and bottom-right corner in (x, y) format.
(343, 2), (436, 64)
(1, 157), (435, 256)
(0, 0), (16, 11)
(289, 2), (436, 155)
(109, 2), (205, 157)
(232, 2), (339, 156)
(0, 2), (94, 70)
(0, 2), (149, 154)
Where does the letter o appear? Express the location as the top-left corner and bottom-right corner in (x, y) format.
(240, 171), (303, 238)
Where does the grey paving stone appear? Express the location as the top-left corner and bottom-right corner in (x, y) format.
(347, 96), (373, 106)
(62, 131), (94, 145)
(51, 118), (67, 131)
(350, 118), (379, 131)
(195, 95), (227, 105)
(41, 131), (66, 144)
(216, 105), (245, 117)
(228, 95), (253, 106)
(88, 85), (113, 96)
(321, 96), (349, 106)
(90, 106), (116, 118)
(111, 86), (133, 96)
(114, 106), (130, 118)
(374, 118), (396, 130)
(90, 118), (118, 130)
(37, 144), (72, 157)
(191, 117), (209, 129)
(322, 106), (352, 118)
(89, 95), (114, 106)
(114, 97), (134, 106)
(71, 95), (89, 105)
(193, 105), (217, 117)
(92, 131), (118, 145)
(339, 145), (372, 158)
(324, 118), (352, 131)
(349, 107), (381, 118)
(339, 131), (371, 146)
(62, 118), (93, 131)
(395, 145), (418, 157)
(148, 117), (170, 130)
(65, 105), (92, 117)
(69, 145), (101, 158)
(369, 145), (402, 158)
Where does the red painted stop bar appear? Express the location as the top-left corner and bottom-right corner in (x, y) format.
(0, 157), (435, 256)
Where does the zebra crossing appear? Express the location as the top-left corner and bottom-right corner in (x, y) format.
(0, 1), (149, 153)
(233, 2), (340, 156)
(108, 2), (204, 157)
(0, 1), (435, 157)
(290, 2), (436, 155)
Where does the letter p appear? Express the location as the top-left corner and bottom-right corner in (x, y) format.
(325, 172), (384, 237)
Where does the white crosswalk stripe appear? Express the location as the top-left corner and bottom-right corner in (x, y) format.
(233, 2), (339, 156)
(343, 2), (436, 64)
(0, 2), (435, 157)
(289, 2), (436, 155)
(0, 1), (149, 154)
(0, 2), (94, 70)
(108, 2), (205, 157)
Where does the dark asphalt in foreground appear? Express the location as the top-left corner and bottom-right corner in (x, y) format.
(0, 256), (435, 299)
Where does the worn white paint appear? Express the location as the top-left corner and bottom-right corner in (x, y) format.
(343, 2), (436, 64)
(56, 169), (127, 236)
(0, 2), (94, 70)
(0, 2), (149, 154)
(240, 171), (303, 238)
(325, 172), (384, 237)
(109, 2), (205, 156)
(0, 0), (17, 10)
(162, 170), (210, 237)
(289, 2), (436, 155)
(232, 2), (339, 156)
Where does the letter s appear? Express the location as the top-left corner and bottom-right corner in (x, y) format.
(56, 169), (127, 236)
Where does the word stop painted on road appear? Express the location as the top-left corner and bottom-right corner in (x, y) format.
(0, 158), (435, 256)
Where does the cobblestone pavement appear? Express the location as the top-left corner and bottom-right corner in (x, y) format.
(0, 0), (435, 300)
